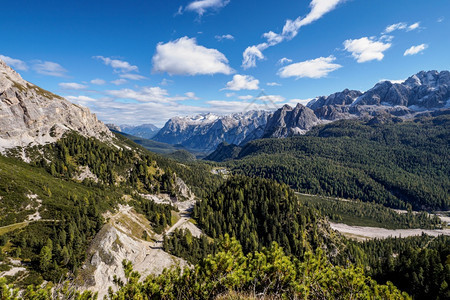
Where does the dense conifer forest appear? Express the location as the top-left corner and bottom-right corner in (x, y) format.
(211, 115), (449, 211)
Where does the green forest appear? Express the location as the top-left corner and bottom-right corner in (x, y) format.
(298, 194), (443, 229)
(0, 117), (449, 299)
(210, 115), (449, 211)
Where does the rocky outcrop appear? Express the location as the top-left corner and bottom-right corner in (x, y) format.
(352, 71), (450, 109)
(307, 89), (362, 110)
(153, 111), (270, 152)
(263, 103), (322, 138)
(0, 59), (112, 153)
(78, 205), (186, 299)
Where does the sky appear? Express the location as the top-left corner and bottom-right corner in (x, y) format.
(1, 0), (449, 126)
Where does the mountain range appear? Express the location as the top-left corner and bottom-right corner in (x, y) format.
(106, 123), (160, 139)
(153, 70), (450, 153)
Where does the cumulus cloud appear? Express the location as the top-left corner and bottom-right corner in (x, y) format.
(33, 61), (68, 77)
(242, 0), (345, 68)
(383, 22), (420, 33)
(255, 94), (285, 103)
(93, 56), (138, 73)
(59, 82), (88, 90)
(278, 57), (293, 65)
(65, 95), (97, 106)
(215, 34), (234, 41)
(185, 0), (230, 16)
(404, 44), (428, 56)
(111, 79), (128, 85)
(0, 55), (28, 71)
(242, 45), (267, 69)
(91, 78), (106, 85)
(152, 37), (234, 75)
(223, 74), (259, 91)
(267, 82), (281, 86)
(119, 73), (147, 80)
(343, 37), (391, 63)
(278, 55), (341, 79)
(238, 95), (253, 100)
(106, 86), (199, 103)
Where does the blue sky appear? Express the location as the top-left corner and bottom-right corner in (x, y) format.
(1, 0), (449, 126)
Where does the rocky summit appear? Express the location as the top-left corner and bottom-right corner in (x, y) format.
(263, 103), (322, 138)
(0, 59), (112, 153)
(153, 110), (270, 152)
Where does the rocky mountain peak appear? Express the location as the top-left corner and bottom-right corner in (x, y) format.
(307, 89), (362, 110)
(0, 58), (113, 154)
(263, 103), (321, 138)
(153, 110), (271, 152)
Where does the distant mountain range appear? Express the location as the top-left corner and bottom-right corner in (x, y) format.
(106, 123), (160, 139)
(152, 111), (271, 152)
(151, 70), (450, 153)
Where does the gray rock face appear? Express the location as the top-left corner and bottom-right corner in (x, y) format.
(352, 71), (450, 109)
(153, 110), (270, 152)
(307, 89), (362, 110)
(263, 103), (321, 138)
(0, 59), (112, 153)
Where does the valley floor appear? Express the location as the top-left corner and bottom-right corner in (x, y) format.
(330, 222), (450, 241)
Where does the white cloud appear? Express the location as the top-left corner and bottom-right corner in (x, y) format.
(33, 61), (67, 77)
(224, 74), (259, 91)
(106, 86), (199, 103)
(93, 56), (138, 73)
(91, 78), (106, 85)
(437, 17), (445, 23)
(0, 55), (28, 71)
(267, 82), (281, 86)
(278, 57), (293, 65)
(160, 78), (173, 86)
(119, 73), (147, 80)
(225, 92), (236, 98)
(242, 0), (345, 68)
(185, 0), (230, 16)
(65, 95), (96, 105)
(242, 45), (267, 69)
(238, 95), (253, 100)
(184, 92), (199, 100)
(344, 37), (391, 63)
(278, 55), (341, 79)
(383, 21), (420, 33)
(215, 34), (234, 41)
(111, 79), (128, 85)
(255, 94), (285, 103)
(285, 98), (312, 106)
(407, 22), (420, 31)
(383, 22), (407, 33)
(152, 37), (234, 75)
(59, 82), (88, 90)
(404, 44), (428, 56)
(379, 79), (405, 84)
(107, 87), (170, 103)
